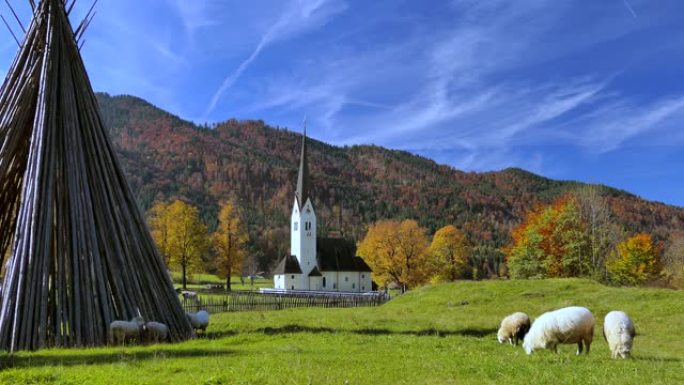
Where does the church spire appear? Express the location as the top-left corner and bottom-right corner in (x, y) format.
(295, 118), (310, 208)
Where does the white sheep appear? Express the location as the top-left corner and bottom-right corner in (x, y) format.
(109, 316), (145, 345)
(603, 311), (636, 359)
(523, 306), (595, 355)
(186, 310), (210, 334)
(145, 321), (170, 344)
(497, 312), (531, 346)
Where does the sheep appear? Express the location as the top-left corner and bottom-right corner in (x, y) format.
(522, 306), (595, 355)
(109, 316), (145, 345)
(186, 310), (210, 334)
(497, 312), (531, 346)
(144, 321), (170, 344)
(603, 311), (636, 359)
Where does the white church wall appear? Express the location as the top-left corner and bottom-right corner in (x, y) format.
(360, 272), (372, 292)
(338, 271), (358, 292)
(321, 272), (337, 291)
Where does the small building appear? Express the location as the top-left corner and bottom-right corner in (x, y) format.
(273, 128), (372, 292)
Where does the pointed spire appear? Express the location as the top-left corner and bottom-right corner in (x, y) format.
(295, 117), (310, 208)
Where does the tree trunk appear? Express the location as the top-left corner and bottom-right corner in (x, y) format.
(226, 276), (232, 291)
(182, 262), (187, 290)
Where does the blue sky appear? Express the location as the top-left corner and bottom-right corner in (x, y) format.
(1, 0), (684, 207)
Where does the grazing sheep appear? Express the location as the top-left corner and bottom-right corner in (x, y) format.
(603, 311), (636, 359)
(109, 316), (145, 345)
(145, 321), (170, 344)
(497, 312), (531, 346)
(523, 306), (595, 355)
(186, 310), (210, 334)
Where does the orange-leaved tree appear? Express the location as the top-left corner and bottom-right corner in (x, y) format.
(506, 196), (590, 279)
(357, 219), (430, 291)
(607, 233), (661, 286)
(429, 225), (469, 282)
(213, 202), (249, 291)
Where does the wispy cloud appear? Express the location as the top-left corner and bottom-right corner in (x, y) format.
(202, 0), (347, 119)
(622, 0), (638, 18)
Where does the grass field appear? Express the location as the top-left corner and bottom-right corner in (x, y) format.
(1, 279), (682, 384)
(170, 272), (273, 292)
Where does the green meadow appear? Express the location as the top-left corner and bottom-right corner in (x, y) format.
(1, 279), (682, 385)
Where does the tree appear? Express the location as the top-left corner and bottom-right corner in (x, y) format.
(149, 201), (172, 265)
(357, 219), (431, 291)
(212, 202), (249, 291)
(429, 225), (469, 282)
(663, 235), (684, 289)
(574, 185), (622, 279)
(150, 200), (209, 290)
(607, 233), (661, 286)
(506, 196), (590, 279)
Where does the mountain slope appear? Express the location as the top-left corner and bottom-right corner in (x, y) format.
(95, 93), (684, 272)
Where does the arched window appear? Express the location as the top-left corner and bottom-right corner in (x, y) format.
(294, 222), (298, 231)
(322, 277), (327, 287)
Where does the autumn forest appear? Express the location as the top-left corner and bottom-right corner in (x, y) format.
(96, 93), (684, 289)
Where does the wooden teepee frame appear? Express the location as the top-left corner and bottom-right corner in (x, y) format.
(0, 0), (193, 351)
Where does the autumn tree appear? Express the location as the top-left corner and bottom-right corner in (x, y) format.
(574, 185), (622, 279)
(213, 202), (249, 291)
(506, 196), (590, 279)
(150, 200), (209, 289)
(357, 219), (431, 291)
(663, 235), (684, 289)
(607, 233), (661, 286)
(429, 225), (469, 282)
(149, 201), (172, 265)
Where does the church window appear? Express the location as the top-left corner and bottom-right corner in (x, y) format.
(345, 276), (349, 282)
(333, 283), (337, 289)
(352, 283), (355, 289)
(291, 286), (295, 290)
(362, 286), (365, 291)
(294, 222), (298, 231)
(291, 275), (295, 279)
(322, 277), (327, 287)
(362, 274), (365, 279)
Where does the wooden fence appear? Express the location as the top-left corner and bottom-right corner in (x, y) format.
(181, 291), (390, 314)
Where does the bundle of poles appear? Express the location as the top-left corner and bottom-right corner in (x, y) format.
(0, 0), (193, 351)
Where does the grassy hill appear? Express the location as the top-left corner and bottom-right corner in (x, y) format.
(1, 279), (682, 384)
(94, 93), (684, 274)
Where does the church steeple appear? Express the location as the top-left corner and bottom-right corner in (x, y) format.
(295, 120), (310, 208)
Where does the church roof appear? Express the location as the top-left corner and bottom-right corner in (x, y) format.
(273, 255), (303, 275)
(316, 238), (372, 272)
(295, 125), (310, 208)
(308, 266), (322, 277)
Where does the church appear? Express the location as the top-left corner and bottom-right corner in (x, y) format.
(272, 129), (373, 292)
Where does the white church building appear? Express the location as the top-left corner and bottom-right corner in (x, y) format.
(273, 129), (373, 293)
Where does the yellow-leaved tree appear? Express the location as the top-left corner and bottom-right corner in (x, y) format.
(357, 219), (430, 292)
(149, 201), (172, 265)
(213, 202), (249, 291)
(150, 199), (209, 289)
(429, 225), (469, 282)
(607, 233), (661, 286)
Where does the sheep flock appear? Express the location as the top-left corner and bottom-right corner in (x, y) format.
(108, 310), (210, 346)
(498, 307), (636, 359)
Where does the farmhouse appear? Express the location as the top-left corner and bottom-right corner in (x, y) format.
(273, 129), (373, 292)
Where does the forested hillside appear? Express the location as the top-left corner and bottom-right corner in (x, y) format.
(96, 93), (684, 273)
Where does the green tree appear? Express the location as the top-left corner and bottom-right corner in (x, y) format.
(506, 196), (590, 279)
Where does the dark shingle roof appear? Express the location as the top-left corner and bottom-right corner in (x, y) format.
(308, 266), (322, 277)
(316, 238), (372, 272)
(273, 255), (302, 275)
